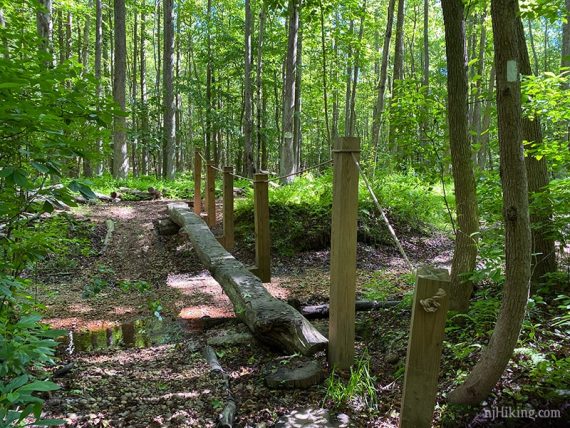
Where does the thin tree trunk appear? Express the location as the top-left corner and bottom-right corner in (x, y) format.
(0, 9), (8, 60)
(423, 0), (429, 88)
(131, 8), (138, 177)
(206, 0), (212, 161)
(344, 20), (354, 136)
(478, 65), (495, 169)
(393, 0), (405, 81)
(449, 0), (532, 404)
(93, 0), (103, 176)
(562, 0), (570, 147)
(256, 7), (266, 171)
(81, 0), (91, 71)
(140, 1), (148, 175)
(243, 0), (254, 177)
(65, 11), (72, 61)
(527, 19), (539, 75)
(319, 2), (331, 148)
(441, 0), (479, 312)
(471, 13), (486, 161)
(347, 1), (367, 137)
(112, 0), (128, 178)
(294, 20), (303, 168)
(163, 0), (175, 179)
(371, 0), (396, 166)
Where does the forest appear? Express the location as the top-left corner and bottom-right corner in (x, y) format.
(1, 0), (569, 426)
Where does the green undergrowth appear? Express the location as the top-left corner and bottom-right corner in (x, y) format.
(80, 173), (196, 200)
(234, 170), (451, 256)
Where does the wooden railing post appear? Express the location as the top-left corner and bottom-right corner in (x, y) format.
(328, 137), (360, 370)
(400, 266), (450, 428)
(223, 166), (235, 250)
(193, 149), (202, 215)
(252, 172), (271, 283)
(206, 162), (216, 227)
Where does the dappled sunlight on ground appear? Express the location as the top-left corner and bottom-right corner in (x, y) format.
(103, 205), (137, 220)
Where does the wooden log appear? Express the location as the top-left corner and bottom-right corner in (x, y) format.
(206, 162), (216, 227)
(300, 300), (401, 319)
(251, 172), (271, 282)
(399, 266), (450, 428)
(328, 137), (360, 370)
(168, 203), (327, 355)
(193, 149), (202, 215)
(222, 166), (235, 250)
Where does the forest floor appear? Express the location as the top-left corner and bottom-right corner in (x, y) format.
(34, 199), (568, 427)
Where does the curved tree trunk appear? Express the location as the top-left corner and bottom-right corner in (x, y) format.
(441, 0), (479, 312)
(449, 0), (532, 404)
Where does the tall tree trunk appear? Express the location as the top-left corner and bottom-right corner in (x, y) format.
(371, 0), (396, 166)
(280, 0), (300, 183)
(94, 0), (103, 176)
(256, 7), (267, 171)
(294, 20), (303, 167)
(140, 1), (149, 175)
(163, 0), (175, 179)
(0, 9), (8, 60)
(422, 0), (429, 88)
(65, 11), (72, 61)
(112, 0), (128, 178)
(319, 2), (331, 148)
(82, 0), (94, 177)
(243, 0), (254, 177)
(449, 0), (532, 404)
(131, 8), (138, 177)
(562, 0), (570, 147)
(471, 13), (486, 161)
(344, 20), (354, 136)
(527, 19), (539, 75)
(206, 0), (212, 160)
(346, 1), (366, 137)
(516, 16), (557, 281)
(393, 0), (405, 81)
(36, 0), (53, 66)
(441, 0), (479, 312)
(478, 65), (495, 169)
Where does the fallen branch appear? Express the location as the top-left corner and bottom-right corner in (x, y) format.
(202, 346), (236, 428)
(168, 203), (327, 355)
(300, 300), (401, 319)
(100, 219), (115, 255)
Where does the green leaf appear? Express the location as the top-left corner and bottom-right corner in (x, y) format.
(31, 162), (50, 174)
(0, 82), (24, 89)
(28, 419), (67, 426)
(18, 380), (60, 393)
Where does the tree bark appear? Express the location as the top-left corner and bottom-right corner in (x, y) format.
(163, 0), (175, 179)
(168, 203), (328, 355)
(140, 1), (149, 175)
(256, 7), (267, 171)
(441, 0), (480, 312)
(93, 0), (103, 176)
(449, 0), (532, 404)
(281, 0), (300, 183)
(319, 2), (331, 148)
(244, 0), (254, 177)
(36, 0), (53, 66)
(112, 0), (128, 178)
(372, 0), (396, 166)
(393, 0), (405, 81)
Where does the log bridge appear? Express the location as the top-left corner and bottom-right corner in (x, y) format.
(168, 202), (328, 356)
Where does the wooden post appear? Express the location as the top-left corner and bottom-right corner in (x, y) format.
(400, 266), (450, 428)
(223, 166), (235, 250)
(193, 149), (202, 215)
(251, 172), (271, 282)
(206, 162), (216, 227)
(328, 137), (360, 370)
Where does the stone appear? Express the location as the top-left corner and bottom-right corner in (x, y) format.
(265, 360), (323, 389)
(274, 408), (350, 427)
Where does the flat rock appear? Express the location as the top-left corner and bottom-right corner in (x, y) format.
(274, 408), (349, 427)
(265, 360), (323, 389)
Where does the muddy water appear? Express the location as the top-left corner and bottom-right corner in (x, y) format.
(58, 316), (236, 355)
